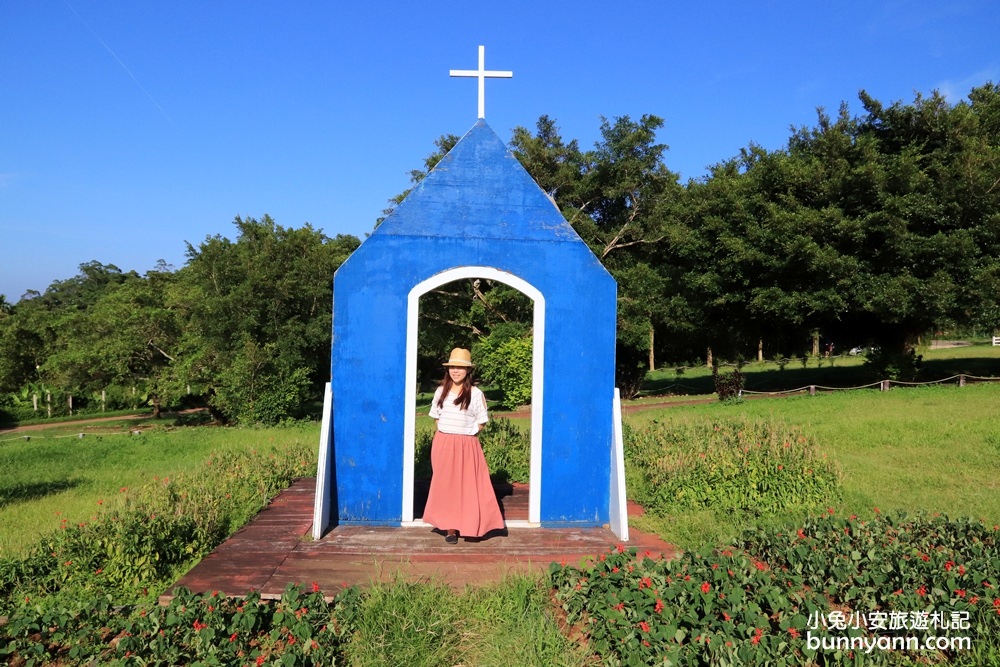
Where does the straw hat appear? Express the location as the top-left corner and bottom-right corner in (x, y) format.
(442, 347), (474, 367)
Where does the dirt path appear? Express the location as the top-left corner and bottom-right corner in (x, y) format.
(0, 410), (206, 436)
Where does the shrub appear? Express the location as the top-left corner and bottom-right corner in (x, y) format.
(480, 417), (530, 483)
(865, 348), (923, 382)
(615, 342), (648, 400)
(551, 544), (823, 666)
(477, 334), (533, 410)
(624, 418), (840, 518)
(1, 583), (358, 666)
(0, 439), (315, 609)
(712, 365), (744, 402)
(552, 511), (1000, 666)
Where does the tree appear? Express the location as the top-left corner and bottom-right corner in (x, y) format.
(169, 216), (359, 423)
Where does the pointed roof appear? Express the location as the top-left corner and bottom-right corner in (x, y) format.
(374, 120), (581, 242)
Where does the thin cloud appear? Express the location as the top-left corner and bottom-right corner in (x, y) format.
(936, 67), (1000, 102)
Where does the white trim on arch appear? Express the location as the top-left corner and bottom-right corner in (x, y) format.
(402, 266), (544, 526)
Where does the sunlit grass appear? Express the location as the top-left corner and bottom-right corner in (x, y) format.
(0, 421), (320, 556)
(341, 574), (589, 667)
(629, 381), (1000, 549)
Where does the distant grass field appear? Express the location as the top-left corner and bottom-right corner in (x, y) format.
(627, 381), (1000, 549)
(641, 340), (1000, 396)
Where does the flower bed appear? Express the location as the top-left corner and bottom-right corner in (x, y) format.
(551, 512), (1000, 665)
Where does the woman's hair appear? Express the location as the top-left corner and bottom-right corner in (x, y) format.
(437, 369), (473, 411)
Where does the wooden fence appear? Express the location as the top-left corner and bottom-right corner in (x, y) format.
(740, 373), (1000, 398)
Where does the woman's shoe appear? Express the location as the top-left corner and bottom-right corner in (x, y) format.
(445, 531), (458, 544)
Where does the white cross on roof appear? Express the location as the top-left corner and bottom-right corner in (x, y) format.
(449, 45), (513, 119)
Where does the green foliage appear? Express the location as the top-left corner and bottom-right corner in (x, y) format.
(615, 342), (649, 401)
(624, 417), (840, 518)
(343, 574), (588, 667)
(0, 218), (360, 426)
(2, 583), (355, 666)
(0, 441), (314, 608)
(212, 341), (312, 425)
(552, 512), (1000, 665)
(477, 333), (533, 410)
(480, 417), (531, 483)
(2, 576), (587, 667)
(711, 365), (745, 402)
(413, 426), (434, 479)
(864, 347), (923, 381)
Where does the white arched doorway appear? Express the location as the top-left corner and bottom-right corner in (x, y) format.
(401, 266), (544, 527)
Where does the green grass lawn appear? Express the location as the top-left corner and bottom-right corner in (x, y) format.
(0, 420), (320, 556)
(641, 340), (1000, 396)
(628, 381), (1000, 549)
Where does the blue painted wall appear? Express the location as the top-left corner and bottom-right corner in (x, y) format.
(329, 120), (616, 525)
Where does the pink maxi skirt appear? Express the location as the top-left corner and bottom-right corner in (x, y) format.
(422, 431), (505, 538)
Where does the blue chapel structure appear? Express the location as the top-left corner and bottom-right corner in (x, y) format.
(312, 119), (627, 537)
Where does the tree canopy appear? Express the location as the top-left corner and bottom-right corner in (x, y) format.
(1, 84), (998, 419)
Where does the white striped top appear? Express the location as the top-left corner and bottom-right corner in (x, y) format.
(429, 385), (488, 435)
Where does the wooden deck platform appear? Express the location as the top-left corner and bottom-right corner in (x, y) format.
(162, 478), (677, 602)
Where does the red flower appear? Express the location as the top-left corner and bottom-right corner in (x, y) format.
(192, 620), (207, 631)
(256, 657), (266, 666)
(616, 544), (626, 553)
(655, 598), (664, 614)
(311, 581), (321, 593)
(921, 554), (930, 562)
(229, 632), (238, 642)
(640, 577), (653, 589)
(945, 561), (955, 572)
(788, 627), (800, 639)
(701, 582), (711, 593)
(638, 621), (650, 633)
(955, 589), (967, 598)
(722, 612), (731, 622)
(916, 585), (927, 597)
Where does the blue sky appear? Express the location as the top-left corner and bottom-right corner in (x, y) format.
(2, 1), (998, 302)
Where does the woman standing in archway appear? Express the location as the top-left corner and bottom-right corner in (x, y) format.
(422, 348), (505, 543)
